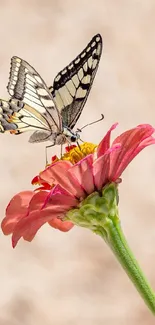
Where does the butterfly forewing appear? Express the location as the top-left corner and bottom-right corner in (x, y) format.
(49, 34), (102, 129)
(7, 57), (62, 133)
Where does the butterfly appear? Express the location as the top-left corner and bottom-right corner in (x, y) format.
(0, 34), (103, 151)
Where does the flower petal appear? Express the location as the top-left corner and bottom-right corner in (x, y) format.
(110, 124), (155, 179)
(69, 154), (94, 194)
(44, 184), (79, 209)
(1, 191), (34, 235)
(40, 161), (72, 185)
(40, 161), (85, 198)
(93, 145), (120, 190)
(97, 123), (118, 158)
(48, 219), (74, 232)
(11, 185), (78, 247)
(12, 206), (72, 248)
(28, 190), (50, 211)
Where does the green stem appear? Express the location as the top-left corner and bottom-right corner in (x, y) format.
(96, 220), (155, 315)
(66, 184), (155, 314)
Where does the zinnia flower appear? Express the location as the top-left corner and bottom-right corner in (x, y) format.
(2, 123), (155, 315)
(1, 123), (155, 248)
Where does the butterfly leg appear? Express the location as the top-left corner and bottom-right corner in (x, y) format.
(45, 143), (55, 166)
(77, 141), (81, 151)
(60, 144), (63, 158)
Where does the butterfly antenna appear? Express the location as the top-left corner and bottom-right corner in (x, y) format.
(77, 114), (104, 132)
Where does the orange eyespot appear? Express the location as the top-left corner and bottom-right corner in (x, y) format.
(7, 115), (13, 123)
(10, 130), (18, 134)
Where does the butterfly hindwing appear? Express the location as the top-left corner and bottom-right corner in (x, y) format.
(7, 57), (62, 134)
(0, 99), (18, 132)
(0, 99), (53, 141)
(49, 34), (102, 129)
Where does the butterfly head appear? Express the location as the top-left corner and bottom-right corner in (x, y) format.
(63, 127), (80, 144)
(70, 133), (81, 143)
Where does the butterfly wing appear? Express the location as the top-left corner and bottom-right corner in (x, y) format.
(49, 34), (102, 129)
(0, 98), (54, 142)
(6, 57), (62, 141)
(0, 99), (18, 132)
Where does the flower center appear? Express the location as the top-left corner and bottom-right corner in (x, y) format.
(32, 142), (96, 188)
(61, 142), (97, 164)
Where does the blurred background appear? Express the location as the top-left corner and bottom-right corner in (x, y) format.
(0, 0), (155, 324)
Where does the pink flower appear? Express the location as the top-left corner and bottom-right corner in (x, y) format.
(1, 123), (155, 247)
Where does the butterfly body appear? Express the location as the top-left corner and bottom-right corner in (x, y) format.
(2, 99), (80, 145)
(0, 34), (103, 148)
(28, 127), (79, 145)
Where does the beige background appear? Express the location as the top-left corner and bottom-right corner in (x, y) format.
(0, 0), (155, 324)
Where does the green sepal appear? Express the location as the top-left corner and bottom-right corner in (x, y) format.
(66, 183), (119, 239)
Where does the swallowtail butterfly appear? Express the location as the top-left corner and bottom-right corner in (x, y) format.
(0, 34), (103, 147)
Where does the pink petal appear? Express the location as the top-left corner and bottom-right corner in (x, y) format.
(93, 145), (120, 190)
(48, 219), (74, 232)
(1, 191), (34, 235)
(97, 123), (118, 158)
(12, 207), (71, 248)
(11, 186), (78, 247)
(40, 160), (73, 185)
(69, 155), (94, 194)
(28, 191), (50, 211)
(44, 184), (79, 209)
(40, 161), (85, 198)
(110, 124), (155, 179)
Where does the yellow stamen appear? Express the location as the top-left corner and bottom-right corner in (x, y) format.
(33, 143), (96, 189)
(61, 142), (97, 164)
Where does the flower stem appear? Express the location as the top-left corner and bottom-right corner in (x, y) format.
(95, 220), (155, 315)
(67, 184), (155, 314)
